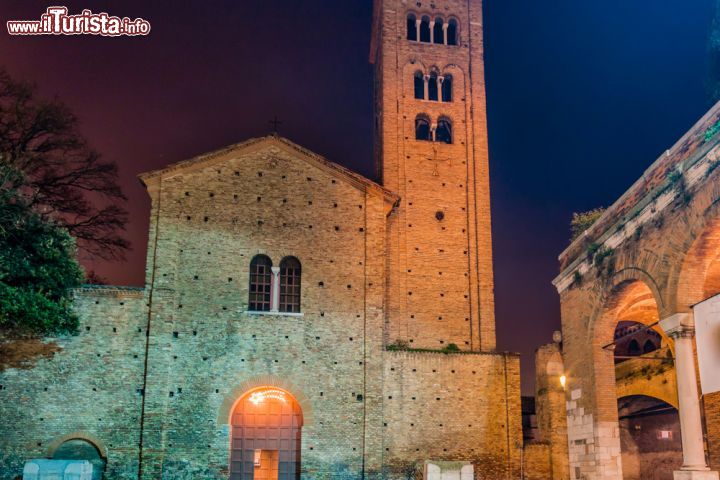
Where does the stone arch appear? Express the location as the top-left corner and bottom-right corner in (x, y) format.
(589, 277), (663, 422)
(403, 60), (429, 100)
(46, 432), (108, 459)
(676, 214), (720, 310)
(218, 374), (314, 426)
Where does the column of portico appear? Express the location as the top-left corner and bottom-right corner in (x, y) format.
(660, 313), (719, 480)
(415, 19), (421, 42)
(270, 266), (281, 313)
(429, 21), (435, 43)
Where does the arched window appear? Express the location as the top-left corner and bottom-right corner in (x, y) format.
(447, 19), (458, 46)
(436, 117), (452, 144)
(279, 257), (302, 313)
(414, 71), (425, 100)
(441, 74), (453, 102)
(52, 439), (106, 477)
(643, 339), (657, 354)
(420, 16), (431, 43)
(407, 14), (417, 41)
(428, 72), (439, 102)
(415, 115), (431, 141)
(433, 18), (444, 44)
(249, 255), (273, 312)
(628, 339), (641, 355)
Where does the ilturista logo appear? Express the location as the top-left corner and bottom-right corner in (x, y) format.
(7, 6), (151, 36)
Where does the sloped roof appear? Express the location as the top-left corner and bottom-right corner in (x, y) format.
(138, 134), (399, 205)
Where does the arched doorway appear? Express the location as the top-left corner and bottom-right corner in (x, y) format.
(618, 395), (682, 480)
(592, 279), (678, 478)
(51, 438), (106, 480)
(230, 387), (303, 480)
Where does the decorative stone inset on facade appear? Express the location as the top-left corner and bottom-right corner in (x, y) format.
(23, 460), (93, 480)
(424, 460), (473, 480)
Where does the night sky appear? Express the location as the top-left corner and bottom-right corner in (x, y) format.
(0, 0), (715, 393)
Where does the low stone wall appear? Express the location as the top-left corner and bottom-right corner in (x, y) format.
(0, 287), (147, 480)
(382, 350), (523, 479)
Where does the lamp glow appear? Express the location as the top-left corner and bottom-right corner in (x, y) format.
(249, 389), (287, 405)
(560, 375), (567, 388)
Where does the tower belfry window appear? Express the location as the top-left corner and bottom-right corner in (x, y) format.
(441, 75), (453, 102)
(447, 19), (458, 45)
(415, 115), (432, 141)
(407, 14), (417, 41)
(433, 18), (444, 44)
(428, 73), (439, 102)
(414, 71), (425, 100)
(436, 118), (452, 144)
(419, 16), (431, 43)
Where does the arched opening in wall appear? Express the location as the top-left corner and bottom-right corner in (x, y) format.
(441, 74), (452, 102)
(593, 280), (678, 479)
(447, 19), (458, 46)
(676, 215), (720, 469)
(230, 387), (303, 480)
(617, 395), (682, 480)
(407, 13), (417, 41)
(414, 71), (425, 100)
(436, 117), (452, 144)
(52, 439), (106, 480)
(428, 72), (439, 101)
(420, 16), (431, 43)
(415, 115), (431, 141)
(433, 18), (444, 44)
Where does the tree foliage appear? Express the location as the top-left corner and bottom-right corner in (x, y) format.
(570, 208), (605, 241)
(0, 165), (84, 337)
(0, 68), (128, 260)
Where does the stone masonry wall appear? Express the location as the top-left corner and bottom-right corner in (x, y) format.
(0, 287), (147, 480)
(382, 350), (522, 479)
(137, 138), (392, 479)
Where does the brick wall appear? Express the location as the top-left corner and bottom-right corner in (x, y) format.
(382, 350), (522, 479)
(0, 287), (147, 479)
(522, 442), (551, 480)
(372, 0), (496, 352)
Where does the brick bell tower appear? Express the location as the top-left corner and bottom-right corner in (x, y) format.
(370, 0), (496, 351)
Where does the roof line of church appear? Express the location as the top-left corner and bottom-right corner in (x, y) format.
(137, 134), (399, 204)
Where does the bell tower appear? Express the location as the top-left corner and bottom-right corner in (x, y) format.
(370, 0), (496, 351)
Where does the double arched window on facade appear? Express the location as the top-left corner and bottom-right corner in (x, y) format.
(248, 255), (302, 313)
(415, 115), (453, 144)
(407, 14), (458, 45)
(413, 71), (453, 102)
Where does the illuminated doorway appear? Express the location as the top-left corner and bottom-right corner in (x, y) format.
(230, 387), (302, 480)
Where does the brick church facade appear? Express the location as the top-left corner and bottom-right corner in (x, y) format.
(0, 1), (523, 478)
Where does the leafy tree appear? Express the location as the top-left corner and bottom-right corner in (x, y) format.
(0, 68), (128, 260)
(570, 208), (605, 241)
(0, 164), (83, 337)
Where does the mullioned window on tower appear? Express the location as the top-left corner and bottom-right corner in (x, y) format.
(415, 115), (452, 144)
(406, 13), (458, 45)
(413, 71), (453, 102)
(248, 255), (302, 313)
